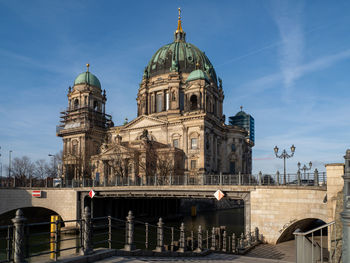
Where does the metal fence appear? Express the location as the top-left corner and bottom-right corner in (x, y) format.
(0, 208), (261, 263)
(0, 170), (326, 188)
(293, 221), (340, 263)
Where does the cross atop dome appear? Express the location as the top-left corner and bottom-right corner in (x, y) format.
(174, 8), (186, 42)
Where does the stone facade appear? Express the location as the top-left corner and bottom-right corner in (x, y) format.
(57, 13), (254, 182)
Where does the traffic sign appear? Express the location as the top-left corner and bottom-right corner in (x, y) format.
(89, 190), (95, 198)
(32, 190), (42, 198)
(214, 190), (224, 201)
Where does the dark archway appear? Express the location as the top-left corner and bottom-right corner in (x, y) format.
(277, 218), (326, 244)
(0, 207), (64, 226)
(190, 95), (198, 110)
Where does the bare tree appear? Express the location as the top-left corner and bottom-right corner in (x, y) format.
(34, 159), (49, 179)
(11, 156), (35, 179)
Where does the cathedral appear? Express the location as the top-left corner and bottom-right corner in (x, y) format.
(56, 10), (254, 183)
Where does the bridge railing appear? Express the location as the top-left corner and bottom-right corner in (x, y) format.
(293, 221), (340, 263)
(0, 170), (326, 188)
(0, 208), (262, 262)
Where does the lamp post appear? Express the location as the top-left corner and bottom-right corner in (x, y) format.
(274, 145), (295, 184)
(297, 161), (312, 180)
(8, 150), (12, 178)
(0, 146), (2, 178)
(48, 154), (56, 178)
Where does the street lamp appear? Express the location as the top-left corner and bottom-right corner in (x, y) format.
(298, 161), (312, 180)
(8, 150), (12, 178)
(274, 145), (296, 184)
(48, 154), (56, 178)
(0, 146), (2, 178)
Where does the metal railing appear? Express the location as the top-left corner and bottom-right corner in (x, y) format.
(0, 208), (261, 262)
(0, 170), (326, 189)
(293, 221), (340, 263)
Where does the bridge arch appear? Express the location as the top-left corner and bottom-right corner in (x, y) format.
(0, 206), (65, 226)
(276, 218), (327, 244)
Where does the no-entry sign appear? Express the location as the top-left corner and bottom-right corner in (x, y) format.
(32, 190), (42, 198)
(89, 190), (96, 198)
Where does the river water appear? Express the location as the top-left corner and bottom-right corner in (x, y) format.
(0, 208), (244, 262)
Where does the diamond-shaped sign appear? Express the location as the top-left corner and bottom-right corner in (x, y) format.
(214, 190), (224, 201)
(89, 190), (95, 198)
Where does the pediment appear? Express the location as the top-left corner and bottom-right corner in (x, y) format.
(124, 115), (167, 129)
(100, 144), (134, 156)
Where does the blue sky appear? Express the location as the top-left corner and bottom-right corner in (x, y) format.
(1, 0), (350, 174)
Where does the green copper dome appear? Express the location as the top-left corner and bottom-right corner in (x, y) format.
(74, 71), (101, 89)
(186, 69), (209, 83)
(144, 41), (217, 84)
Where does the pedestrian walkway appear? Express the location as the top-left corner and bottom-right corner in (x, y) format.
(245, 240), (295, 262)
(94, 253), (294, 263)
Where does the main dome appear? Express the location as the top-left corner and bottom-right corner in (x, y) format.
(143, 11), (217, 84)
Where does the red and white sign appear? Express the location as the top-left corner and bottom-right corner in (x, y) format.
(214, 190), (224, 201)
(89, 190), (96, 198)
(32, 190), (42, 198)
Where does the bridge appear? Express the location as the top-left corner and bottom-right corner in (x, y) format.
(0, 164), (344, 244)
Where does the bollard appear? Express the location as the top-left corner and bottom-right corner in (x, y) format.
(50, 215), (61, 260)
(108, 216), (112, 249)
(154, 218), (164, 252)
(206, 230), (209, 249)
(297, 170), (301, 186)
(195, 225), (202, 252)
(210, 227), (216, 250)
(232, 233), (236, 253)
(124, 211), (135, 251)
(255, 227), (259, 242)
(191, 231), (194, 251)
(258, 171), (262, 185)
(314, 168), (319, 186)
(177, 222), (186, 253)
(276, 171), (280, 186)
(145, 223), (149, 249)
(12, 209), (26, 263)
(240, 233), (245, 249)
(219, 172), (222, 185)
(238, 172), (241, 185)
(228, 236), (231, 254)
(222, 231), (227, 252)
(81, 207), (92, 255)
(247, 231), (252, 247)
(170, 227), (174, 251)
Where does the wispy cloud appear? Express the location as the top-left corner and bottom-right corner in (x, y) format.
(234, 48), (350, 100)
(272, 1), (304, 95)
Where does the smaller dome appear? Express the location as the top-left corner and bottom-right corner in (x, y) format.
(186, 69), (209, 83)
(74, 72), (101, 88)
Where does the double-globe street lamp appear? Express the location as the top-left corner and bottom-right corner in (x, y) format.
(298, 161), (312, 181)
(274, 145), (296, 184)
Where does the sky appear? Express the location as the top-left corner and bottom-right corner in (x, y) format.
(1, 0), (350, 174)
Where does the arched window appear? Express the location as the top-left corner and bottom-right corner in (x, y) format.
(93, 100), (98, 111)
(72, 140), (78, 155)
(74, 99), (79, 109)
(190, 95), (198, 111)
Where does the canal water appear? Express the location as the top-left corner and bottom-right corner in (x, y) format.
(0, 208), (244, 262)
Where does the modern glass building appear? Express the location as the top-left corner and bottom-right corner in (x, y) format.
(229, 110), (255, 143)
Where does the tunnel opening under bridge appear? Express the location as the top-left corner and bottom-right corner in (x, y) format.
(83, 196), (245, 231)
(0, 207), (65, 227)
(276, 218), (327, 244)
